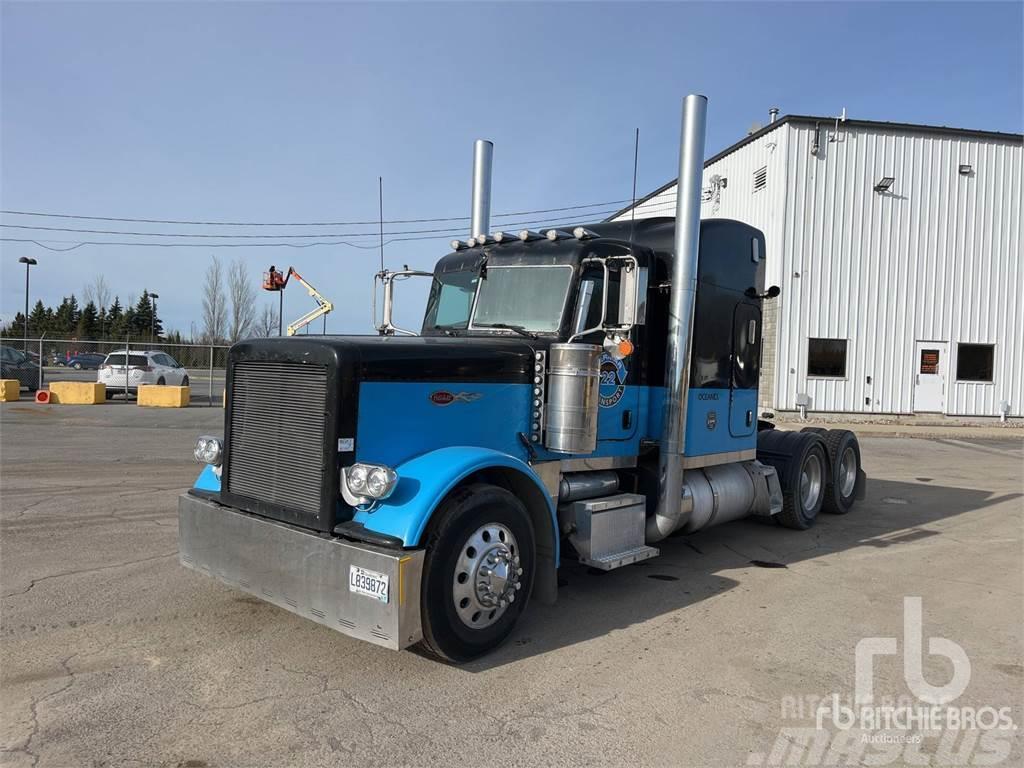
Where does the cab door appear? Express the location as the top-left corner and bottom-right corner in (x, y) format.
(570, 265), (639, 445)
(729, 302), (760, 437)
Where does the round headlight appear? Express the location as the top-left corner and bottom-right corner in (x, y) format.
(366, 466), (393, 498)
(194, 435), (223, 466)
(347, 464), (368, 494)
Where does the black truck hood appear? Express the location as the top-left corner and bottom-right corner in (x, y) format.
(229, 334), (542, 384)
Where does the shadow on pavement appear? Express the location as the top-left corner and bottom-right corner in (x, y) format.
(460, 478), (1021, 671)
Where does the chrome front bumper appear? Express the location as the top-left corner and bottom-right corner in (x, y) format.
(178, 493), (424, 650)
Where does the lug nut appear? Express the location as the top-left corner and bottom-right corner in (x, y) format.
(514, 582), (522, 590)
(508, 593), (515, 603)
(517, 567), (524, 576)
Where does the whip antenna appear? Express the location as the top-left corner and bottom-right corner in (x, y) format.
(629, 128), (639, 253)
(378, 176), (384, 272)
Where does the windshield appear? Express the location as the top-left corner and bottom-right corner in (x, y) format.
(423, 270), (479, 330)
(472, 266), (573, 333)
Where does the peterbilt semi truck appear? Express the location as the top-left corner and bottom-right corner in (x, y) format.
(179, 95), (866, 662)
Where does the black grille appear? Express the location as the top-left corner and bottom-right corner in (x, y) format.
(226, 360), (328, 520)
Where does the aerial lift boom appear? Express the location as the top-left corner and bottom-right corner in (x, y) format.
(263, 265), (334, 336)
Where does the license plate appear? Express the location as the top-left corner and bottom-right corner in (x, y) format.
(349, 565), (389, 603)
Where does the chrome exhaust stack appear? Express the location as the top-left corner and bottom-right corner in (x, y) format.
(470, 139), (493, 239)
(647, 94), (708, 543)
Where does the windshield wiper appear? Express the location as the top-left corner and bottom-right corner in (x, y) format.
(476, 322), (538, 340)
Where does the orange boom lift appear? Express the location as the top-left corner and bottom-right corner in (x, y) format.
(262, 265), (334, 336)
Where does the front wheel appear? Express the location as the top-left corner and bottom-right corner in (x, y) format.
(419, 484), (535, 663)
(73, 362), (83, 370)
(181, 375), (190, 387)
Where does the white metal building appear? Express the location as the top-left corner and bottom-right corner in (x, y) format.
(612, 114), (1023, 418)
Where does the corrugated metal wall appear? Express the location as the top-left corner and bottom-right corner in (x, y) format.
(616, 120), (1023, 417)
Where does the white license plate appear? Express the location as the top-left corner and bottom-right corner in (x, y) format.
(349, 565), (389, 603)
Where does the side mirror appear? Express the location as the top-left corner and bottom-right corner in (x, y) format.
(767, 285), (781, 298)
(617, 265), (648, 326)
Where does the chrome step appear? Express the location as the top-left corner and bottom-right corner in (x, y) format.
(566, 493), (660, 572)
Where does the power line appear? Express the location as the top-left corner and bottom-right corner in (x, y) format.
(0, 211), (622, 253)
(0, 199), (631, 227)
(0, 208), (624, 239)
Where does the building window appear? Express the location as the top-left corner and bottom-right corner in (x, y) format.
(956, 344), (994, 382)
(753, 166), (767, 193)
(808, 338), (847, 378)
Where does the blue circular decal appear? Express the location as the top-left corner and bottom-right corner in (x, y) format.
(599, 353), (627, 408)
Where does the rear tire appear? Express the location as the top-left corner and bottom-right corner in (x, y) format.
(419, 484), (535, 663)
(759, 430), (828, 530)
(820, 430), (861, 514)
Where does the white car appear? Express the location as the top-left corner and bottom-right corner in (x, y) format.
(98, 350), (190, 397)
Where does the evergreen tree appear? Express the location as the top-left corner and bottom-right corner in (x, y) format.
(3, 312), (27, 339)
(28, 300), (48, 338)
(53, 295), (80, 337)
(108, 297), (125, 338)
(132, 291), (162, 340)
(77, 301), (99, 340)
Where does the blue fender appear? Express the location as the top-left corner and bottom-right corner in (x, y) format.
(352, 446), (559, 563)
(193, 464), (221, 492)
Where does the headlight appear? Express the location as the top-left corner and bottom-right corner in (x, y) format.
(342, 462), (398, 505)
(193, 435), (223, 466)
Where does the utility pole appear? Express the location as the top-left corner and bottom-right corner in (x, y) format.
(150, 292), (160, 340)
(18, 257), (37, 351)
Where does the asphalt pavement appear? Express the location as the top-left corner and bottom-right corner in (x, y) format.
(1, 406), (1021, 767)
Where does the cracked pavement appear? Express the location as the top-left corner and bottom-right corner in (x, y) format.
(1, 404), (1022, 767)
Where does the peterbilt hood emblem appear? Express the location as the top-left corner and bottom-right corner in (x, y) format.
(429, 390), (482, 406)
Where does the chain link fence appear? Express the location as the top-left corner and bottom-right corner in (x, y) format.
(5, 337), (231, 405)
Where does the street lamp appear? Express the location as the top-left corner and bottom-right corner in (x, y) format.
(149, 293), (160, 340)
(17, 257), (37, 351)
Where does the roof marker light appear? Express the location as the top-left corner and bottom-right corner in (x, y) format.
(518, 230), (544, 242)
(545, 229), (572, 241)
(573, 227), (599, 240)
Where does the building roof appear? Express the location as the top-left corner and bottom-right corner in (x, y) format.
(608, 114), (1024, 221)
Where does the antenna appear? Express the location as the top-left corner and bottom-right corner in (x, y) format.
(628, 128), (639, 254)
(378, 177), (384, 273)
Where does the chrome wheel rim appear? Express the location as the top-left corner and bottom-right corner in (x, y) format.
(800, 453), (824, 510)
(452, 522), (522, 629)
(839, 446), (857, 497)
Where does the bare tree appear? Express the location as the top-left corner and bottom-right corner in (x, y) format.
(227, 258), (257, 342)
(253, 302), (280, 337)
(201, 256), (227, 343)
(81, 275), (112, 335)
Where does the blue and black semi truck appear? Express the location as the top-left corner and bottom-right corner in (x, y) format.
(179, 95), (866, 662)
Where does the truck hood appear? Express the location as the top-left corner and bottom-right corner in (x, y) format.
(229, 334), (543, 384)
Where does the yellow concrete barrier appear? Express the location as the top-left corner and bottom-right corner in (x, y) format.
(138, 385), (190, 408)
(1, 379), (20, 402)
(48, 381), (106, 404)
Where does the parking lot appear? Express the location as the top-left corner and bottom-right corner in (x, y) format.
(1, 404), (1021, 767)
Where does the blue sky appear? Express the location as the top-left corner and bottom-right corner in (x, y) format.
(2, 1), (1021, 336)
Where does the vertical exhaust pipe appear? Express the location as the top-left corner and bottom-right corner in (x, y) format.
(647, 94), (708, 543)
(470, 139), (493, 239)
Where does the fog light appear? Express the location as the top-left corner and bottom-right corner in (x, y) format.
(194, 435), (223, 466)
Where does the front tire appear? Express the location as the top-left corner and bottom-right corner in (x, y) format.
(181, 375), (190, 387)
(419, 484), (535, 663)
